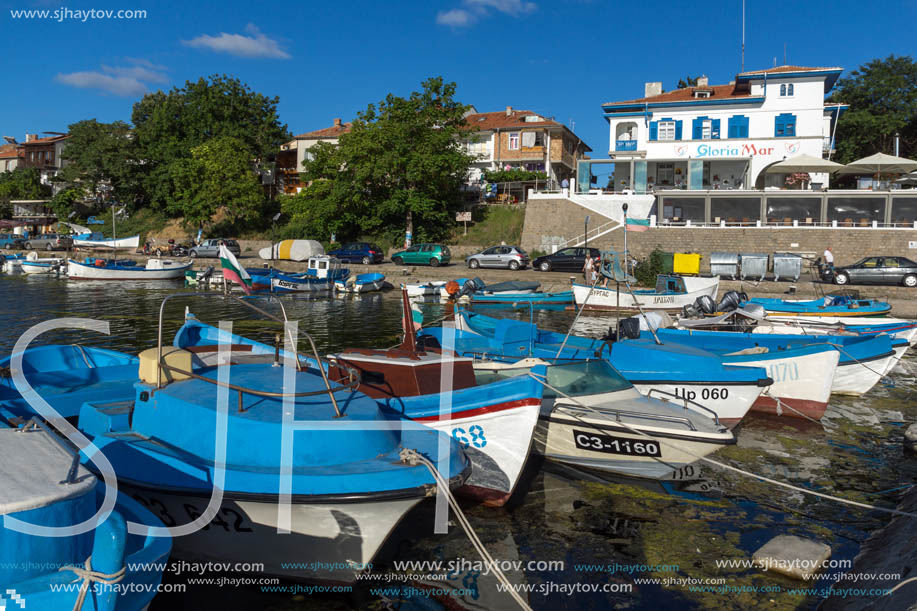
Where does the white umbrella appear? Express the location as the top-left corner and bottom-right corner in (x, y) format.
(841, 152), (917, 175)
(765, 154), (846, 174)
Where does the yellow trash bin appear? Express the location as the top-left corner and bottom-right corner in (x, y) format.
(673, 253), (701, 276)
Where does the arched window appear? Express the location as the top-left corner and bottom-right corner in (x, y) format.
(787, 83), (794, 96)
(779, 83), (786, 96)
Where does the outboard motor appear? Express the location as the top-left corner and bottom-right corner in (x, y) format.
(198, 266), (214, 283)
(695, 294), (717, 315)
(682, 303), (700, 318)
(617, 317), (642, 340)
(716, 290), (743, 313)
(456, 277), (486, 299)
(739, 302), (766, 318)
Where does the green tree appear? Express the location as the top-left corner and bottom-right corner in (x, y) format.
(0, 168), (51, 217)
(56, 119), (140, 205)
(47, 187), (83, 219)
(303, 76), (474, 244)
(677, 76), (699, 89)
(831, 55), (917, 163)
(170, 136), (265, 227)
(131, 74), (290, 212)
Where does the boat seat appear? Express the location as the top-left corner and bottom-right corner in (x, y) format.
(184, 344), (254, 354)
(724, 346), (769, 356)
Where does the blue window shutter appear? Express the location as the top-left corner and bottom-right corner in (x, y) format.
(774, 115), (782, 137)
(674, 120), (683, 140)
(727, 116), (736, 138)
(740, 115), (749, 138)
(649, 121), (658, 141)
(711, 119), (720, 139)
(692, 117), (702, 139)
(787, 113), (796, 136)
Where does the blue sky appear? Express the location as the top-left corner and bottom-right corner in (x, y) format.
(3, 0), (916, 175)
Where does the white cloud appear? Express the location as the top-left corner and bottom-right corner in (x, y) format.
(55, 59), (168, 96)
(182, 23), (290, 59)
(437, 0), (536, 27)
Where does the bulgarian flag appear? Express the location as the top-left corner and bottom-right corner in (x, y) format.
(219, 244), (252, 295)
(410, 301), (424, 331)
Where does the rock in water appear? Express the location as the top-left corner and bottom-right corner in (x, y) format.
(752, 535), (831, 580)
(905, 423), (917, 455)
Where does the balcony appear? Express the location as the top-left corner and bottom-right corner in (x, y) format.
(615, 139), (637, 152)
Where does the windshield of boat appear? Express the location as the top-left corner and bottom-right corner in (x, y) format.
(475, 360), (631, 397)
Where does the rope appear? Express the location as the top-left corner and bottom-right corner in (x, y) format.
(760, 390), (828, 427)
(553, 273), (602, 362)
(824, 342), (891, 381)
(525, 372), (917, 519)
(399, 448), (532, 611)
(887, 576), (917, 595)
(59, 555), (126, 611)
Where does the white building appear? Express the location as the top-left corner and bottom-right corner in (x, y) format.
(599, 66), (847, 193)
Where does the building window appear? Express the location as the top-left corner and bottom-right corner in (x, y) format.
(701, 119), (712, 139)
(780, 83), (794, 97)
(508, 132), (520, 150)
(534, 132), (545, 147)
(727, 115), (749, 138)
(775, 113), (796, 137)
(656, 162), (674, 186)
(658, 121), (676, 141)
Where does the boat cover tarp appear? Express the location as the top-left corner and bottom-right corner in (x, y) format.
(258, 240), (324, 261)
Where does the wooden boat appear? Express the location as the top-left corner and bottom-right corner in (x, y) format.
(334, 272), (385, 293)
(73, 235), (141, 250)
(0, 419), (170, 610)
(749, 295), (891, 317)
(67, 257), (190, 280)
(573, 275), (719, 311)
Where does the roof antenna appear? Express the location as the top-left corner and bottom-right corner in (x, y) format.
(741, 0), (745, 72)
(783, 43), (787, 66)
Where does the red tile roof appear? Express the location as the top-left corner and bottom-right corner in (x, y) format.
(462, 110), (563, 131)
(737, 65), (842, 76)
(604, 84), (753, 107)
(0, 144), (18, 159)
(20, 134), (69, 146)
(294, 122), (352, 139)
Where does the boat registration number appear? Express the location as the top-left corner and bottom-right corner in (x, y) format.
(572, 430), (661, 457)
(277, 280), (300, 289)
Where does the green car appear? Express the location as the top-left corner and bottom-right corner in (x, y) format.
(391, 243), (451, 267)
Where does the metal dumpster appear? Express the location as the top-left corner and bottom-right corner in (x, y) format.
(710, 252), (739, 279)
(660, 252), (675, 274)
(773, 252), (803, 282)
(673, 253), (701, 276)
(740, 253), (769, 281)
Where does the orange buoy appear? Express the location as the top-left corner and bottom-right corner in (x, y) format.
(444, 280), (460, 295)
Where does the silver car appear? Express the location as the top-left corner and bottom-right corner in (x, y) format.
(466, 245), (530, 270)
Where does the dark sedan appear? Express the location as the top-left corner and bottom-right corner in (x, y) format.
(834, 256), (917, 287)
(327, 242), (384, 264)
(532, 247), (601, 272)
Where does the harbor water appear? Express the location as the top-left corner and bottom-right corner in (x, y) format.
(1, 273), (914, 610)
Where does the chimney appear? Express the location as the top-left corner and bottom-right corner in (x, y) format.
(644, 82), (663, 98)
(505, 106), (513, 117)
(697, 75), (709, 87)
(333, 118), (342, 128)
(25, 133), (38, 142)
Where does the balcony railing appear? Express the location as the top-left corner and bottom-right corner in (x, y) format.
(615, 139), (637, 151)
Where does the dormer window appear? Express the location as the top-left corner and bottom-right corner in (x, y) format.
(693, 90), (711, 99)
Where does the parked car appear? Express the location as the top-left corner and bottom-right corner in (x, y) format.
(328, 242), (384, 265)
(532, 247), (601, 272)
(190, 239), (241, 258)
(466, 245), (530, 270)
(833, 256), (917, 287)
(391, 244), (451, 267)
(23, 233), (73, 251)
(0, 233), (24, 249)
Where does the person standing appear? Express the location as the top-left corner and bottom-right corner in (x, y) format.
(823, 247), (834, 267)
(583, 254), (596, 284)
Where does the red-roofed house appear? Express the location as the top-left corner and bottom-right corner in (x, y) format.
(461, 106), (591, 189)
(277, 119), (353, 193)
(0, 144), (19, 172)
(17, 132), (70, 191)
(600, 66), (846, 200)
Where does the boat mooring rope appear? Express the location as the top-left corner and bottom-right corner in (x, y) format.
(399, 448), (532, 611)
(525, 372), (917, 520)
(761, 391), (828, 427)
(59, 555), (126, 611)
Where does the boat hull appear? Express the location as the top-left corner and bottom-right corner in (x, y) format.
(121, 484), (421, 584)
(334, 279), (384, 293)
(572, 277), (719, 311)
(729, 350), (839, 420)
(631, 382), (761, 428)
(414, 399), (541, 507)
(73, 235), (141, 249)
(21, 260), (62, 274)
(67, 259), (191, 280)
(536, 407), (733, 479)
(270, 276), (333, 292)
(832, 353), (895, 396)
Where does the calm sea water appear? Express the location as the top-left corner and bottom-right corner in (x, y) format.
(1, 273), (915, 610)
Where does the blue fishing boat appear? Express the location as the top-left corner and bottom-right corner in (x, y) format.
(444, 310), (776, 427)
(469, 290), (573, 306)
(1, 418), (170, 610)
(72, 295), (469, 583)
(749, 294), (891, 317)
(646, 327), (898, 397)
(172, 296), (546, 507)
(0, 344), (140, 421)
(334, 272), (385, 293)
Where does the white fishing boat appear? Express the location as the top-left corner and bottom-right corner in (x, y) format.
(68, 257), (191, 280)
(334, 272), (385, 293)
(473, 358), (735, 479)
(573, 275), (720, 311)
(73, 234), (141, 250)
(20, 252), (65, 274)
